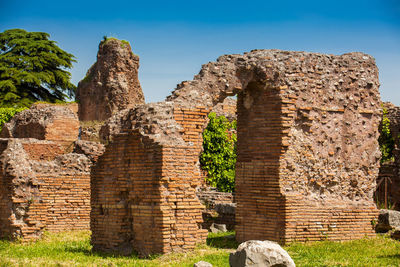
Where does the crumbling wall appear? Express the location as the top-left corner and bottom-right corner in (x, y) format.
(0, 103), (79, 149)
(211, 97), (237, 121)
(92, 104), (209, 255)
(264, 52), (381, 243)
(0, 139), (93, 240)
(76, 38), (145, 121)
(197, 187), (236, 230)
(0, 104), (103, 240)
(91, 49), (381, 255)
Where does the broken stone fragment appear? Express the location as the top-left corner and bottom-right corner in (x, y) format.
(193, 261), (213, 267)
(229, 240), (295, 267)
(210, 223), (227, 233)
(375, 209), (400, 233)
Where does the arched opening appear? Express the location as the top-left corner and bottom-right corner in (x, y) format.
(90, 50), (381, 255)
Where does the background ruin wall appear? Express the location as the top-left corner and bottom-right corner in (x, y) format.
(91, 49), (381, 255)
(0, 104), (99, 240)
(0, 139), (92, 240)
(377, 103), (400, 209)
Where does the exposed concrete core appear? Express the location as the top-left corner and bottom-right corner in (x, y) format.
(91, 49), (381, 255)
(76, 38), (145, 121)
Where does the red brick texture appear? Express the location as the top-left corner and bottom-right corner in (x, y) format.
(91, 107), (209, 256)
(92, 50), (382, 254)
(0, 139), (91, 240)
(0, 103), (79, 149)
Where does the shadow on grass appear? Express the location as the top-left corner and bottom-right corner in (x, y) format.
(64, 246), (152, 260)
(377, 254), (400, 260)
(206, 233), (238, 249)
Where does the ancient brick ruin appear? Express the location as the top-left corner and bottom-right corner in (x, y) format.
(0, 104), (103, 240)
(91, 50), (381, 255)
(0, 103), (80, 148)
(76, 38), (145, 121)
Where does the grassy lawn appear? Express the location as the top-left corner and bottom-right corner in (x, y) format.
(0, 231), (399, 266)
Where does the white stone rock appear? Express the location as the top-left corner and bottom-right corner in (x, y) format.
(229, 240), (295, 267)
(194, 260), (213, 267)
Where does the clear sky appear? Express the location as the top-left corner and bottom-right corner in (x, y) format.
(1, 0), (399, 105)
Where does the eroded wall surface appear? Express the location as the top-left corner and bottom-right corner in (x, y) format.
(0, 104), (102, 240)
(0, 103), (79, 149)
(0, 139), (92, 240)
(91, 49), (381, 255)
(76, 38), (145, 121)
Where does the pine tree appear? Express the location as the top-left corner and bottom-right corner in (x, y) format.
(0, 29), (76, 107)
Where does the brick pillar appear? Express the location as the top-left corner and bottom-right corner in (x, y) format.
(235, 82), (287, 242)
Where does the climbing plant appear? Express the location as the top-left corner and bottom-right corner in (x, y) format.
(379, 107), (395, 163)
(200, 112), (237, 192)
(0, 107), (27, 130)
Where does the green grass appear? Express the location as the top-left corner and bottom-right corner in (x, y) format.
(286, 234), (400, 266)
(0, 231), (399, 266)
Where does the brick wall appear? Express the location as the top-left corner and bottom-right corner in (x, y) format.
(0, 141), (12, 238)
(91, 107), (209, 256)
(22, 142), (65, 160)
(234, 54), (381, 244)
(197, 187), (234, 208)
(45, 118), (80, 148)
(284, 197), (377, 241)
(91, 131), (164, 255)
(39, 174), (90, 231)
(0, 139), (91, 240)
(0, 104), (80, 150)
(235, 83), (286, 242)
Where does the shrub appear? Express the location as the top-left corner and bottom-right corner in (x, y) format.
(0, 107), (27, 130)
(379, 107), (395, 163)
(200, 112), (237, 192)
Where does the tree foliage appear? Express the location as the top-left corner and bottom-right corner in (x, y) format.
(200, 112), (237, 192)
(0, 29), (76, 107)
(379, 107), (395, 163)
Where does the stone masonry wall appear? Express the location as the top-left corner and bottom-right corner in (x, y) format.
(92, 49), (381, 254)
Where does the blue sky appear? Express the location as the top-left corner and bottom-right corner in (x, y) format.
(1, 0), (399, 105)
